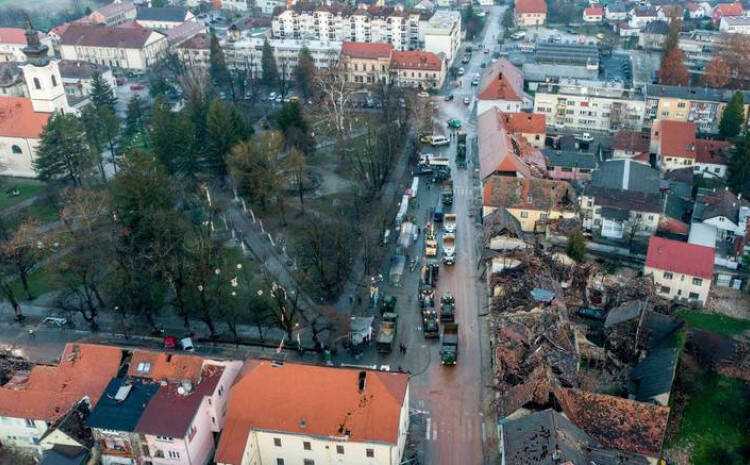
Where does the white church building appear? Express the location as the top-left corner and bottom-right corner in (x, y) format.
(0, 24), (79, 178)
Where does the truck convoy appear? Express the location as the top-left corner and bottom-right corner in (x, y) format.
(422, 308), (439, 338)
(424, 223), (438, 257)
(376, 312), (398, 353)
(442, 233), (456, 265)
(441, 180), (454, 206)
(441, 323), (459, 365)
(439, 292), (455, 323)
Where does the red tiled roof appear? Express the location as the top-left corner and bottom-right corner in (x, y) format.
(658, 217), (690, 235)
(136, 365), (224, 438)
(653, 120), (696, 159)
(0, 97), (50, 139)
(0, 344), (122, 422)
(613, 130), (650, 154)
(479, 59), (524, 102)
(390, 50), (441, 71)
(584, 5), (604, 16)
(128, 349), (205, 384)
(478, 108), (532, 180)
(645, 236), (714, 279)
(483, 176), (573, 211)
(61, 23), (158, 49)
(695, 139), (730, 165)
(0, 28), (28, 45)
(714, 2), (743, 17)
(500, 112), (546, 134)
(341, 41), (393, 59)
(176, 32), (209, 49)
(515, 0), (547, 15)
(215, 361), (408, 465)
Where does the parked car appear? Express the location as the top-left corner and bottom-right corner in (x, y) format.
(457, 67), (465, 76)
(445, 94), (454, 101)
(471, 79), (479, 86)
(463, 97), (471, 105)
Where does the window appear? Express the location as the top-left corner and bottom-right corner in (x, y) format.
(303, 460), (315, 465)
(276, 459), (284, 465)
(188, 425), (197, 442)
(11, 145), (21, 155)
(366, 448), (375, 458)
(136, 362), (151, 373)
(33, 77), (41, 90)
(692, 277), (703, 286)
(660, 285), (670, 294)
(689, 292), (700, 300)
(336, 445), (345, 454)
(24, 419), (34, 428)
(274, 438), (282, 447)
(167, 451), (180, 459)
(156, 436), (174, 441)
(663, 272), (673, 280)
(51, 75), (57, 87)
(303, 441), (311, 450)
(520, 211), (529, 218)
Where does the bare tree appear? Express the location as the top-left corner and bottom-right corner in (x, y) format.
(316, 59), (355, 145)
(0, 218), (46, 301)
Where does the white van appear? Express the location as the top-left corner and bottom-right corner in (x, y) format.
(430, 135), (450, 147)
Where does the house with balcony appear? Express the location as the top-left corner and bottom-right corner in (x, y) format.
(644, 236), (714, 305)
(340, 41), (393, 85)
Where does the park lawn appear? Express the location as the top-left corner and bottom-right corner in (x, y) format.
(8, 268), (60, 301)
(676, 309), (750, 337)
(0, 179), (46, 211)
(670, 370), (750, 465)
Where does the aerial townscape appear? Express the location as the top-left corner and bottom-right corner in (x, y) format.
(0, 0), (749, 464)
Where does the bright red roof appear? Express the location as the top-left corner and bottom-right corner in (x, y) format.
(215, 361), (408, 465)
(0, 28), (28, 45)
(391, 50), (442, 71)
(341, 41), (393, 59)
(714, 2), (743, 17)
(515, 0), (547, 14)
(584, 5), (604, 16)
(0, 97), (50, 139)
(653, 120), (697, 159)
(645, 236), (714, 279)
(501, 112), (546, 134)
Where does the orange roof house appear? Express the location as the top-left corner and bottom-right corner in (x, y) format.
(650, 119), (697, 164)
(127, 349), (205, 384)
(500, 112), (546, 135)
(390, 50), (442, 71)
(515, 0), (547, 15)
(0, 343), (122, 422)
(341, 41), (394, 59)
(215, 361), (409, 465)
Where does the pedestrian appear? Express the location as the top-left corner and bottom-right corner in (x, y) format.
(349, 295), (354, 305)
(417, 226), (421, 236)
(27, 328), (34, 338)
(357, 295), (362, 305)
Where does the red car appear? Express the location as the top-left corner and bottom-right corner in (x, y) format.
(129, 84), (144, 91)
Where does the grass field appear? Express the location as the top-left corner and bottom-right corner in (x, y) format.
(670, 369), (750, 465)
(0, 179), (46, 211)
(676, 309), (750, 337)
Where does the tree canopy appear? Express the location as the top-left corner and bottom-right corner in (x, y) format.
(719, 91), (745, 139)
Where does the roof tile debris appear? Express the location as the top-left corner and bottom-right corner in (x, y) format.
(483, 176), (575, 212)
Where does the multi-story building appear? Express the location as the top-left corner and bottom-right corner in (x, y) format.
(644, 236), (714, 305)
(533, 80), (645, 132)
(89, 1), (138, 27)
(135, 6), (195, 30)
(0, 344), (123, 458)
(58, 59), (117, 104)
(477, 59), (529, 115)
(215, 361), (410, 465)
(422, 10), (461, 65)
(271, 6), (422, 52)
(514, 0), (547, 27)
(644, 84), (750, 134)
(176, 33), (210, 68)
(499, 112), (546, 149)
(341, 42), (393, 85)
(59, 23), (169, 71)
(650, 119), (697, 172)
(219, 30), (341, 79)
(87, 350), (242, 465)
(678, 30), (722, 78)
(390, 50), (445, 89)
(719, 15), (750, 34)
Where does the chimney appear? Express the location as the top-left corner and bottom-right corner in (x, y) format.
(358, 371), (367, 392)
(498, 72), (503, 81)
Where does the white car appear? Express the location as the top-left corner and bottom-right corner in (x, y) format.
(268, 92), (277, 101)
(430, 135), (450, 146)
(463, 97), (471, 105)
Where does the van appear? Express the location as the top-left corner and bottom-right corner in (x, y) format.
(433, 199), (444, 223)
(430, 135), (450, 147)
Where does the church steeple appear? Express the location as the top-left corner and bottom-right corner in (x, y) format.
(22, 17), (49, 67)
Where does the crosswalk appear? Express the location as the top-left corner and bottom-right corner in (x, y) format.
(414, 413), (483, 442)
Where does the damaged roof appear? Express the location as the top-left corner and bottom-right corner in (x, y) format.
(555, 388), (670, 457)
(483, 177), (575, 212)
(630, 346), (680, 405)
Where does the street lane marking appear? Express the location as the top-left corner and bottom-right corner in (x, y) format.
(426, 417), (432, 440)
(433, 426), (438, 440)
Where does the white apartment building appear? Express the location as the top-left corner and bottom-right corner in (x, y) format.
(59, 23), (168, 71)
(534, 80), (645, 132)
(422, 10), (461, 65)
(719, 15), (750, 34)
(215, 362), (410, 465)
(272, 7), (422, 51)
(221, 31), (341, 78)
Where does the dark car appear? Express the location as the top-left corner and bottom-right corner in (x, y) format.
(445, 94), (454, 101)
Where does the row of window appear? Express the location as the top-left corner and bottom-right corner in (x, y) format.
(662, 271), (703, 286)
(659, 286), (701, 300)
(273, 438), (375, 458)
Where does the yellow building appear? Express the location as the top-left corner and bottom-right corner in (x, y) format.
(482, 176), (576, 233)
(340, 41), (393, 86)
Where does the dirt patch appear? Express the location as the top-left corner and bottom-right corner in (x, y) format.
(705, 286), (750, 320)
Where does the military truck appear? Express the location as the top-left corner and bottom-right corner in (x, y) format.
(422, 308), (439, 338)
(441, 180), (454, 206)
(441, 323), (458, 365)
(376, 313), (398, 353)
(440, 292), (455, 323)
(456, 131), (467, 169)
